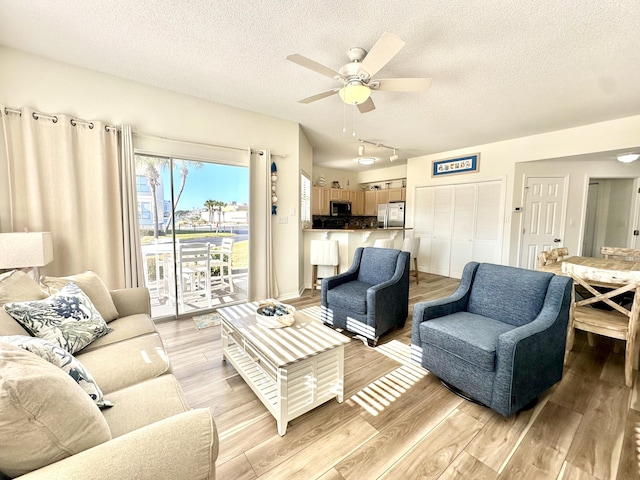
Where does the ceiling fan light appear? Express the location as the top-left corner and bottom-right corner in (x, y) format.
(357, 157), (375, 165)
(339, 83), (371, 105)
(617, 153), (640, 163)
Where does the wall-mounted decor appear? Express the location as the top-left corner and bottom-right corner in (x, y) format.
(432, 153), (480, 177)
(271, 162), (278, 215)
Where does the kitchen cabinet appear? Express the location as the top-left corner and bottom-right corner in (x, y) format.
(364, 191), (378, 216)
(349, 191), (364, 215)
(312, 187), (330, 215)
(388, 188), (406, 201)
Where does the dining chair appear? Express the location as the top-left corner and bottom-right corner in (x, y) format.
(373, 238), (394, 248)
(210, 238), (234, 293)
(536, 247), (569, 268)
(562, 262), (640, 387)
(600, 246), (640, 261)
(310, 239), (339, 293)
(401, 236), (421, 284)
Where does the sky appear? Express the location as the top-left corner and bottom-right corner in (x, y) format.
(162, 162), (249, 211)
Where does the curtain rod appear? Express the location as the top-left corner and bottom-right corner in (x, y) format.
(4, 107), (118, 132)
(134, 131), (286, 158)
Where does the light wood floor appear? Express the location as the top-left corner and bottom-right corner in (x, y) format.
(155, 273), (640, 480)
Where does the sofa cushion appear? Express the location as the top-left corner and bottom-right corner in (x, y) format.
(76, 333), (172, 394)
(79, 313), (157, 352)
(3, 282), (112, 354)
(102, 374), (188, 438)
(326, 280), (371, 314)
(0, 335), (110, 408)
(419, 311), (516, 371)
(0, 344), (111, 478)
(467, 263), (553, 327)
(41, 271), (119, 322)
(0, 270), (47, 305)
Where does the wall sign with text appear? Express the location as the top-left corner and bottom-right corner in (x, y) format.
(432, 153), (480, 177)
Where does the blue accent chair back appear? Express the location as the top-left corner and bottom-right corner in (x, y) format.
(411, 262), (572, 416)
(321, 247), (410, 346)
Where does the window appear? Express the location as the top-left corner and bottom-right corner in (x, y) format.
(301, 173), (311, 225)
(136, 175), (150, 193)
(139, 201), (152, 220)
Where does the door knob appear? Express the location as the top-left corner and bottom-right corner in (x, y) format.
(553, 238), (561, 243)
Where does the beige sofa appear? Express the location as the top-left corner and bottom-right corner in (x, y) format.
(0, 272), (218, 479)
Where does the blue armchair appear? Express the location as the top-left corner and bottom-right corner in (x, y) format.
(411, 262), (572, 416)
(321, 247), (410, 347)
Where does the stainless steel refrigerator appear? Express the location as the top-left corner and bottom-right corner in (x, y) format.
(377, 201), (405, 229)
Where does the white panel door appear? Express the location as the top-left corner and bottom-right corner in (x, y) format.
(519, 177), (566, 269)
(450, 184), (475, 278)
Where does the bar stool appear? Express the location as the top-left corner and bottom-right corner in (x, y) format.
(310, 240), (339, 293)
(402, 237), (421, 284)
(373, 238), (394, 248)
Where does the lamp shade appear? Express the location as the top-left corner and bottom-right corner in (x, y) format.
(338, 83), (371, 105)
(0, 232), (53, 269)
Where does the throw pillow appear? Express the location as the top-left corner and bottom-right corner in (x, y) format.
(0, 335), (112, 409)
(41, 271), (119, 322)
(3, 282), (112, 354)
(0, 344), (111, 477)
(0, 269), (47, 305)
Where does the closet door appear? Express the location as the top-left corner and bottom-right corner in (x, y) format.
(413, 187), (435, 272)
(473, 181), (503, 263)
(430, 186), (454, 276)
(450, 184), (476, 278)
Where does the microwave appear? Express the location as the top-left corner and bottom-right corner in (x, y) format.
(330, 200), (352, 216)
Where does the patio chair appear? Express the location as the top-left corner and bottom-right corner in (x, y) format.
(210, 238), (234, 293)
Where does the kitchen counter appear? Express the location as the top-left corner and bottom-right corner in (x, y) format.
(303, 228), (414, 290)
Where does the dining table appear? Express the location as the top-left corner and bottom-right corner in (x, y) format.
(538, 255), (640, 286)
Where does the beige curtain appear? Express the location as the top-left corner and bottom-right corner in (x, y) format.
(2, 107), (125, 289)
(119, 125), (144, 288)
(249, 149), (278, 300)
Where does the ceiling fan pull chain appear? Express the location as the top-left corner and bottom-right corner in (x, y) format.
(342, 100), (346, 133)
(352, 103), (357, 137)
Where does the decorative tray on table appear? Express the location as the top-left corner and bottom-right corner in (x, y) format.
(256, 302), (296, 328)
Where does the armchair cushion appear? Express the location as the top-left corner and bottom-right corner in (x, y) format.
(325, 280), (372, 314)
(468, 263), (554, 326)
(358, 248), (402, 285)
(420, 312), (515, 371)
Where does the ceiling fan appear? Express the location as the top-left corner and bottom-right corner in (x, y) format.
(287, 32), (431, 113)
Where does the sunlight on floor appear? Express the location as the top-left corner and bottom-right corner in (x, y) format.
(348, 340), (429, 416)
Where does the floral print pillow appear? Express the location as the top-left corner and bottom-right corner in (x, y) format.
(3, 282), (112, 354)
(0, 335), (112, 409)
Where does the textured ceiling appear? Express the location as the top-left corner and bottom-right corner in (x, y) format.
(1, 0), (639, 171)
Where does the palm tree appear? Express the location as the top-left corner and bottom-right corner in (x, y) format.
(204, 199), (217, 226)
(163, 159), (203, 233)
(135, 155), (169, 239)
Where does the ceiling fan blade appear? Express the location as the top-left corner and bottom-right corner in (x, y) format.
(360, 33), (406, 78)
(373, 78), (432, 92)
(299, 89), (339, 104)
(287, 54), (340, 79)
(357, 97), (375, 113)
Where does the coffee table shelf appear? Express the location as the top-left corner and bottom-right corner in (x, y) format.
(219, 301), (350, 436)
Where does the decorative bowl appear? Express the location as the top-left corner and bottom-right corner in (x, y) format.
(256, 302), (296, 328)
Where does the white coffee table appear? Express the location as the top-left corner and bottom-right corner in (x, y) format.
(219, 301), (350, 436)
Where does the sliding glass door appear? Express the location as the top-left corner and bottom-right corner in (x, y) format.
(135, 154), (249, 319)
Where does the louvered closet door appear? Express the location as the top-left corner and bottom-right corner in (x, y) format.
(413, 180), (503, 278)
